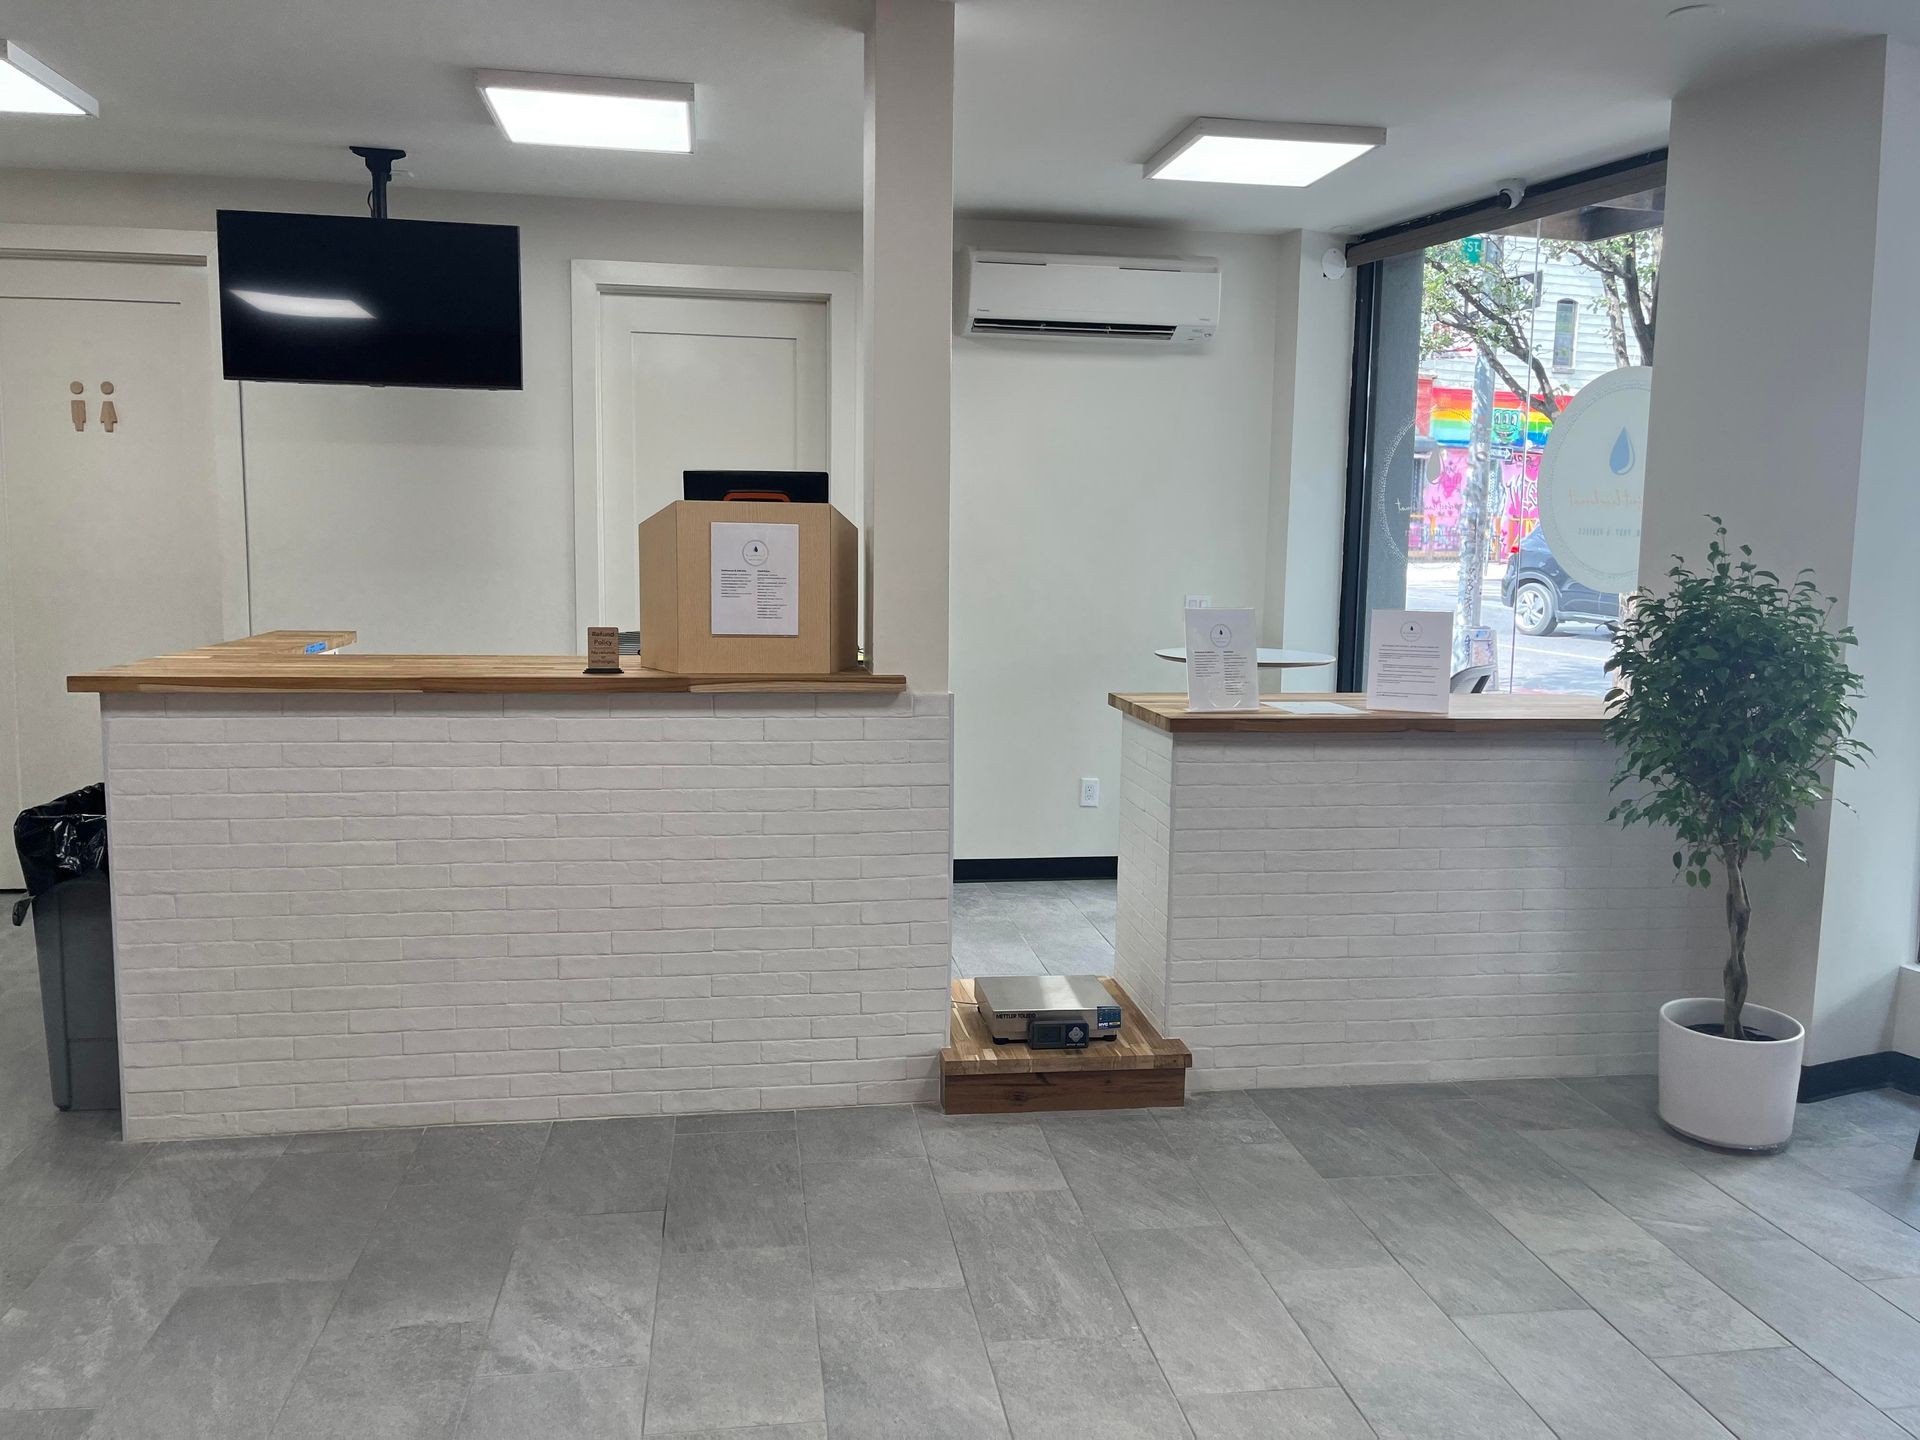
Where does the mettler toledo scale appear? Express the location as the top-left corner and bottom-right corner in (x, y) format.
(974, 975), (1124, 1049)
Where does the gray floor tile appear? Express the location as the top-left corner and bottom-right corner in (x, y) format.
(1660, 1345), (1911, 1440)
(988, 1334), (1192, 1440)
(664, 1131), (804, 1253)
(1538, 1235), (1785, 1359)
(943, 1190), (1135, 1343)
(1453, 1078), (1619, 1130)
(81, 1279), (338, 1440)
(1793, 1133), (1920, 1191)
(0, 1244), (206, 1409)
(1646, 1223), (1920, 1408)
(1816, 1088), (1920, 1138)
(1250, 1086), (1437, 1179)
(1097, 1224), (1331, 1395)
(1147, 1091), (1291, 1158)
(915, 1110), (1068, 1197)
(1332, 1173), (1582, 1316)
(1276, 1265), (1552, 1440)
(270, 1318), (485, 1440)
(797, 1104), (925, 1164)
(1700, 1153), (1920, 1281)
(71, 1150), (277, 1251)
(0, 1207), (94, 1316)
(816, 1287), (1009, 1440)
(1367, 1091), (1560, 1175)
(952, 939), (1046, 980)
(1434, 1153), (1783, 1357)
(1528, 1126), (1785, 1240)
(644, 1245), (823, 1435)
(283, 1128), (423, 1156)
(458, 1365), (648, 1440)
(332, 1180), (526, 1331)
(528, 1116), (674, 1216)
(198, 1150), (410, 1285)
(1189, 1142), (1390, 1281)
(1873, 1275), (1920, 1320)
(1456, 1309), (1731, 1440)
(672, 1109), (796, 1135)
(1179, 1388), (1375, 1440)
(1891, 1409), (1920, 1440)
(639, 1429), (824, 1440)
(400, 1124), (550, 1188)
(1043, 1114), (1219, 1231)
(483, 1211), (660, 1375)
(803, 1159), (962, 1293)
(1560, 1075), (1664, 1134)
(0, 1115), (147, 1207)
(0, 1410), (93, 1440)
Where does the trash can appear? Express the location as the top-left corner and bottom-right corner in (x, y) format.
(12, 785), (118, 1111)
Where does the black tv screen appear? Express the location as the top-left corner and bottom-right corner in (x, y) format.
(216, 210), (522, 389)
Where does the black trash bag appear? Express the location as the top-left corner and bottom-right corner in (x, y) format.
(12, 784), (108, 926)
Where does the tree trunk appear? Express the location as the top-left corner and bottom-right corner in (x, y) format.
(1722, 852), (1751, 1040)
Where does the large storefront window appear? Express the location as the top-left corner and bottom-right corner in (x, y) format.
(1343, 179), (1662, 695)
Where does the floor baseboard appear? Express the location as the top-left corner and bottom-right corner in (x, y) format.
(1799, 1050), (1920, 1101)
(953, 857), (1118, 883)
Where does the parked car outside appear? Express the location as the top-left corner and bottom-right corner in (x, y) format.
(1500, 528), (1621, 636)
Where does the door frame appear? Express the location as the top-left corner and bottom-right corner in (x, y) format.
(0, 222), (250, 639)
(570, 259), (859, 631)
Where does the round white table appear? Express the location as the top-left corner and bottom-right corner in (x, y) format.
(1155, 646), (1335, 669)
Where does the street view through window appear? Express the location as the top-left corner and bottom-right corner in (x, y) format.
(1360, 193), (1662, 694)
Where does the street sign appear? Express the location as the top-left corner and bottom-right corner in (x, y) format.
(1461, 236), (1485, 264)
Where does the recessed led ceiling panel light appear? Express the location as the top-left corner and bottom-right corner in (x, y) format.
(477, 70), (692, 152)
(1146, 118), (1384, 187)
(0, 40), (96, 117)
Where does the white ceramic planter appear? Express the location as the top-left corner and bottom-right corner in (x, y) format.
(1658, 997), (1806, 1151)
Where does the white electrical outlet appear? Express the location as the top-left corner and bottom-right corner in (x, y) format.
(1184, 594), (1213, 609)
(1079, 777), (1100, 807)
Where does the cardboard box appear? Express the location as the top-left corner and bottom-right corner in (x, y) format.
(637, 500), (858, 675)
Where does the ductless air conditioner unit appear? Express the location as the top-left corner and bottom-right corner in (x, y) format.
(959, 248), (1220, 344)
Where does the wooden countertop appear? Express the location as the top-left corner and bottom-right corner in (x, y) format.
(1110, 691), (1607, 734)
(70, 632), (907, 696)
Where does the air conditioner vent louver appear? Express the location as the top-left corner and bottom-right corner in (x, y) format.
(959, 247), (1220, 346)
(970, 318), (1180, 339)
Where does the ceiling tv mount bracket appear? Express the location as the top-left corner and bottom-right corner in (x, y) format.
(349, 146), (407, 220)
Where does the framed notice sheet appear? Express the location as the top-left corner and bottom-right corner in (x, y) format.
(1365, 609), (1452, 713)
(710, 521), (799, 636)
(1183, 607), (1259, 712)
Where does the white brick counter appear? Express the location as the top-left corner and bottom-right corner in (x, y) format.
(100, 690), (952, 1141)
(1116, 715), (1712, 1090)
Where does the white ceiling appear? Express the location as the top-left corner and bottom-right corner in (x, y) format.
(0, 0), (1912, 234)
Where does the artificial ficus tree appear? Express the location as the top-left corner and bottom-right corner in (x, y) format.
(1605, 521), (1865, 1040)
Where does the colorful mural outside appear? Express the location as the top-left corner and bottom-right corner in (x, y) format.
(1410, 377), (1554, 559)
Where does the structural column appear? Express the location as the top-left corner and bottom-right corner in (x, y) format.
(862, 0), (955, 690)
(1643, 37), (1920, 1068)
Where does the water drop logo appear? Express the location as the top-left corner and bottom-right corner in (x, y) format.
(1609, 427), (1636, 476)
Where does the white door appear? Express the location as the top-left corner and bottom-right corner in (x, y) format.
(0, 259), (225, 887)
(596, 291), (829, 627)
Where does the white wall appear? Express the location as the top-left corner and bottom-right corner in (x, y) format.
(0, 169), (861, 654)
(1644, 38), (1920, 1064)
(1811, 40), (1920, 1066)
(951, 218), (1294, 860)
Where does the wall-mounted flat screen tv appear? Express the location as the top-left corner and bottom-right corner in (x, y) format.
(216, 210), (523, 389)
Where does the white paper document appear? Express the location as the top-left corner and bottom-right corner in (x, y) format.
(710, 521), (800, 636)
(1183, 607), (1260, 712)
(1365, 609), (1452, 713)
(1264, 700), (1363, 716)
